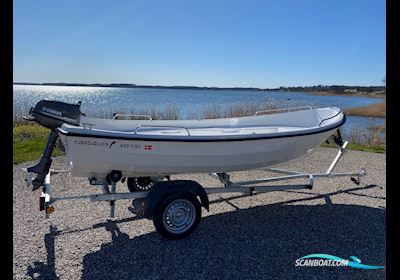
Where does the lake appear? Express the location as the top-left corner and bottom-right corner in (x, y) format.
(13, 85), (385, 138)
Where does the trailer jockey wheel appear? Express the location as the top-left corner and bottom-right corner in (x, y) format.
(127, 177), (155, 192)
(153, 192), (201, 240)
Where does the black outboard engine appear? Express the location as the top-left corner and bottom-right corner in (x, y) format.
(26, 100), (83, 129)
(24, 100), (83, 190)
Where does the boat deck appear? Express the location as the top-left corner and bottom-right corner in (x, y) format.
(134, 126), (306, 136)
(60, 107), (344, 140)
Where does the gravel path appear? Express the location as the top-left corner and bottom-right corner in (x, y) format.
(13, 147), (386, 279)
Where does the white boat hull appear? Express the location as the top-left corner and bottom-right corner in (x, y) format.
(59, 128), (336, 178)
(24, 100), (345, 189)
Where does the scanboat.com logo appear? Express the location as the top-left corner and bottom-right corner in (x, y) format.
(295, 254), (384, 270)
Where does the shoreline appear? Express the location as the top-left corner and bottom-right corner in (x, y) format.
(343, 101), (386, 118)
(14, 83), (386, 98)
(309, 91), (385, 99)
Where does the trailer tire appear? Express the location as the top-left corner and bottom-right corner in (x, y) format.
(153, 192), (201, 240)
(127, 177), (154, 192)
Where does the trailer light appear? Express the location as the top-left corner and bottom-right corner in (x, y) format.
(46, 206), (55, 214)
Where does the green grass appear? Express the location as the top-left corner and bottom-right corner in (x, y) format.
(321, 142), (386, 153)
(13, 125), (65, 164)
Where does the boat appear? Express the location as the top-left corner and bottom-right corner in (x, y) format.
(24, 99), (363, 240)
(25, 100), (346, 186)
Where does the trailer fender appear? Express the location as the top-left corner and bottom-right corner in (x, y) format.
(145, 180), (209, 219)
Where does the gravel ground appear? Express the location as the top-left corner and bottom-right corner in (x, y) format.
(13, 147), (386, 280)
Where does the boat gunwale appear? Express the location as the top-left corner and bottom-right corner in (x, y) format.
(58, 113), (346, 142)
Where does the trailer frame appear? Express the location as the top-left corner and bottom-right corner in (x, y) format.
(23, 140), (366, 239)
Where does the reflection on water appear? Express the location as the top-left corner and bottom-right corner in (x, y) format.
(13, 85), (385, 138)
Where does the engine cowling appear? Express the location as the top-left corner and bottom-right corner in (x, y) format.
(27, 100), (83, 130)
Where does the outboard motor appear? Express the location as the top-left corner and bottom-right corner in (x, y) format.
(26, 100), (83, 129)
(24, 100), (83, 189)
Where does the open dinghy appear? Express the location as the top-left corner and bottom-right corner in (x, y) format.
(60, 107), (345, 178)
(26, 100), (345, 181)
(23, 99), (365, 240)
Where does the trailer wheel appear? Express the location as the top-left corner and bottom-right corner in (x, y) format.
(153, 192), (201, 240)
(127, 177), (154, 192)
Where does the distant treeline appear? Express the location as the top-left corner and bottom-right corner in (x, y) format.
(276, 85), (385, 95)
(14, 82), (267, 91)
(13, 82), (385, 94)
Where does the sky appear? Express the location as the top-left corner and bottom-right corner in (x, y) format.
(13, 0), (386, 88)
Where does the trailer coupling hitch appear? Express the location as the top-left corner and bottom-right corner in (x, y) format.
(26, 130), (59, 190)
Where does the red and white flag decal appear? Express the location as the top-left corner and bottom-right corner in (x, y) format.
(144, 145), (153, 150)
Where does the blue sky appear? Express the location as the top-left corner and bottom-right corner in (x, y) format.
(13, 0), (386, 88)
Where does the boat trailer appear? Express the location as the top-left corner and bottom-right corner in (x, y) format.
(23, 140), (365, 240)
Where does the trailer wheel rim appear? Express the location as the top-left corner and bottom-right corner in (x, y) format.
(134, 177), (154, 191)
(163, 199), (196, 234)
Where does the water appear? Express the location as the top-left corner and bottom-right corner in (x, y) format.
(13, 85), (385, 138)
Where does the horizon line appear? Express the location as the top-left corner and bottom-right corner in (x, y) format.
(13, 81), (385, 90)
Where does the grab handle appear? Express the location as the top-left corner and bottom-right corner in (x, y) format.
(113, 113), (152, 120)
(255, 106), (312, 116)
(134, 125), (191, 136)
